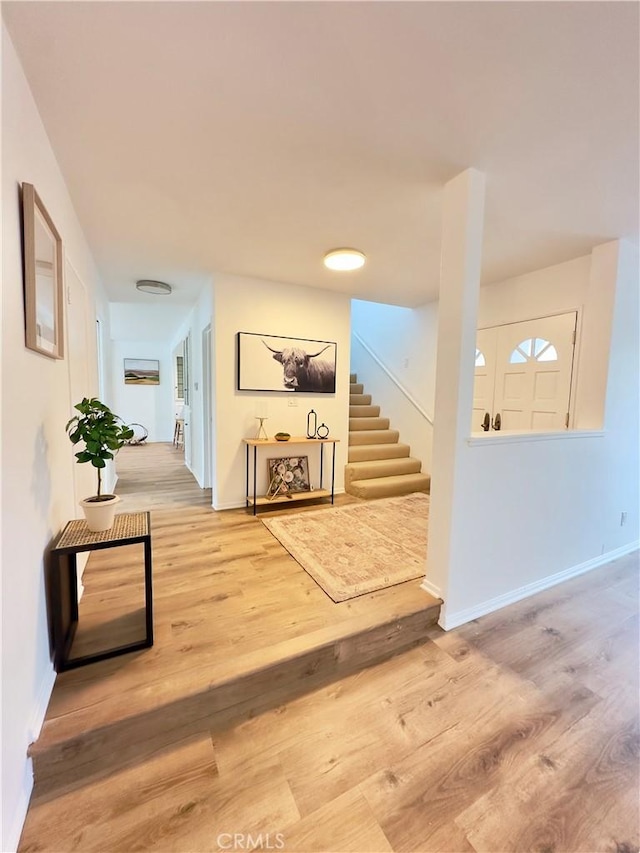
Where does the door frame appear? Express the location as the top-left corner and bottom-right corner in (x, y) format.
(476, 308), (582, 431)
(202, 325), (212, 489)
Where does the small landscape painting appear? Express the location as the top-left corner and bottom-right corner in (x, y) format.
(124, 359), (160, 385)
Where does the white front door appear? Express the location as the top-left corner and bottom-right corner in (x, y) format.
(474, 312), (577, 432)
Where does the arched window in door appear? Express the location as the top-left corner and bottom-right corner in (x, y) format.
(475, 348), (486, 367)
(509, 337), (558, 364)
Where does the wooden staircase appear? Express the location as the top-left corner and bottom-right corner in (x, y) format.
(346, 373), (431, 499)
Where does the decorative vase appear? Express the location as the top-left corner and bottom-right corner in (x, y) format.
(306, 409), (318, 439)
(317, 423), (330, 439)
(80, 495), (120, 532)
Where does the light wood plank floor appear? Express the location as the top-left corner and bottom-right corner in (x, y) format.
(20, 445), (639, 852)
(25, 444), (440, 794)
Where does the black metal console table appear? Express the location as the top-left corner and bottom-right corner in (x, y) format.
(243, 436), (339, 515)
(49, 511), (153, 671)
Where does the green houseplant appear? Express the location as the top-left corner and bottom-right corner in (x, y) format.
(66, 397), (133, 531)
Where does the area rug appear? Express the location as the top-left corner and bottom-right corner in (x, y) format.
(261, 492), (430, 602)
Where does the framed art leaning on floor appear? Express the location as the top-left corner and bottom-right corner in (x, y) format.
(266, 456), (311, 495)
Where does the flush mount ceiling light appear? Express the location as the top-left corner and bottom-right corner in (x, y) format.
(323, 248), (366, 271)
(135, 279), (172, 295)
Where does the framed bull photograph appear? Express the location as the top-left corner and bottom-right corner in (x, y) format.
(236, 332), (337, 393)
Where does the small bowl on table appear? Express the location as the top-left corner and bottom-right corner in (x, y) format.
(274, 432), (290, 442)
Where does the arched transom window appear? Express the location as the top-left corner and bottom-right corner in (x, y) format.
(509, 337), (558, 364)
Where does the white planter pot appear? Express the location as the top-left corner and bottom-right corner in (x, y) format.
(80, 495), (121, 532)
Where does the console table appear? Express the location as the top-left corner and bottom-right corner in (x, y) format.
(49, 512), (153, 671)
(243, 436), (339, 515)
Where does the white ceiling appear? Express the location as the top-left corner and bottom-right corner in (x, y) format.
(4, 1), (638, 307)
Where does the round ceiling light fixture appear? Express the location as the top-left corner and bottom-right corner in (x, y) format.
(135, 279), (172, 295)
(323, 248), (366, 272)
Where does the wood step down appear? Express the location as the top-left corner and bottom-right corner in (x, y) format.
(28, 588), (440, 795)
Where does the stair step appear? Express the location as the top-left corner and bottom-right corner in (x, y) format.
(349, 373), (357, 383)
(349, 416), (390, 431)
(348, 443), (411, 462)
(349, 404), (380, 418)
(346, 473), (431, 500)
(345, 457), (422, 485)
(350, 383), (364, 395)
(350, 394), (372, 406)
(349, 429), (400, 446)
(28, 590), (440, 794)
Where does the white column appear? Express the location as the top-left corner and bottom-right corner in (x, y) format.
(575, 240), (621, 429)
(423, 169), (486, 614)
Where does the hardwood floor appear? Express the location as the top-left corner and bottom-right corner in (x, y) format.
(19, 444), (639, 852)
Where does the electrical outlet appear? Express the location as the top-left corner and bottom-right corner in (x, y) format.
(620, 511), (627, 526)
(287, 397), (298, 407)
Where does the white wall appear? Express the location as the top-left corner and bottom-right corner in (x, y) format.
(351, 299), (438, 472)
(1, 25), (108, 851)
(109, 302), (193, 443)
(212, 275), (351, 509)
(426, 239), (639, 629)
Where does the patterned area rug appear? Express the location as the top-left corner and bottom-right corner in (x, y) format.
(261, 492), (430, 602)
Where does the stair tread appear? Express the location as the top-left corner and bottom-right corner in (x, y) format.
(349, 417), (390, 430)
(352, 472), (430, 486)
(350, 394), (372, 405)
(346, 473), (431, 499)
(348, 443), (411, 461)
(349, 429), (400, 445)
(346, 457), (422, 484)
(349, 405), (381, 418)
(347, 457), (422, 472)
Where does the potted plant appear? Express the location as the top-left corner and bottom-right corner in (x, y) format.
(66, 397), (134, 531)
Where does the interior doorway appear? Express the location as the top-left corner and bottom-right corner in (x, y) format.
(474, 312), (578, 432)
(202, 325), (213, 489)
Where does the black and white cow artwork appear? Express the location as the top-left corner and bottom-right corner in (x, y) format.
(261, 340), (336, 392)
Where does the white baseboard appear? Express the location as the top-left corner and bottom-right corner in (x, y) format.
(28, 664), (56, 743)
(440, 540), (640, 631)
(5, 666), (56, 852)
(420, 577), (443, 600)
(4, 759), (34, 853)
